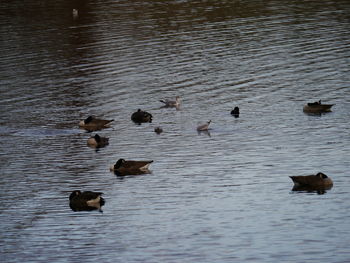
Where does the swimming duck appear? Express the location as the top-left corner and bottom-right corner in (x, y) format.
(231, 106), (240, 117)
(154, 127), (163, 134)
(159, 96), (181, 108)
(69, 190), (105, 212)
(72, 9), (78, 19)
(197, 120), (211, 131)
(79, 116), (114, 131)
(289, 172), (333, 188)
(110, 158), (153, 175)
(87, 134), (109, 148)
(303, 100), (334, 113)
(131, 109), (152, 123)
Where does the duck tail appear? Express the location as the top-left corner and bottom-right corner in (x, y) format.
(100, 197), (106, 206)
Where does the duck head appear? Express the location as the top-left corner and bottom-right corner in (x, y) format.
(231, 107), (240, 117)
(316, 172), (328, 179)
(114, 158), (126, 169)
(84, 116), (93, 124)
(69, 190), (82, 200)
(94, 134), (101, 143)
(154, 127), (163, 134)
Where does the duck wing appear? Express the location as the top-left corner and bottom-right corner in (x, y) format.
(81, 191), (103, 199)
(131, 111), (152, 123)
(159, 99), (169, 105)
(123, 160), (153, 170)
(101, 137), (109, 145)
(289, 175), (322, 186)
(197, 123), (209, 131)
(90, 119), (114, 126)
(160, 99), (176, 106)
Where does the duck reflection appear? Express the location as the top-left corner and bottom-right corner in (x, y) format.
(291, 185), (333, 195)
(113, 169), (151, 177)
(197, 130), (211, 137)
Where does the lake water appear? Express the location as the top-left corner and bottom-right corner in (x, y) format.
(1, 0), (350, 262)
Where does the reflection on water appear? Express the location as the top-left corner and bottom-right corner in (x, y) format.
(197, 130), (211, 137)
(291, 185), (333, 195)
(1, 0), (350, 262)
(112, 170), (152, 178)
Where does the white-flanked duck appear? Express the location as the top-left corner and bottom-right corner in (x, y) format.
(69, 190), (105, 212)
(87, 134), (109, 148)
(159, 96), (181, 108)
(131, 109), (153, 123)
(110, 158), (153, 175)
(79, 116), (114, 131)
(303, 100), (334, 113)
(197, 120), (211, 131)
(289, 172), (333, 188)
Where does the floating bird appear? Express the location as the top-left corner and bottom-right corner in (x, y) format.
(231, 106), (240, 117)
(303, 100), (334, 113)
(131, 109), (152, 123)
(154, 127), (163, 134)
(197, 120), (211, 131)
(110, 158), (153, 175)
(79, 116), (114, 131)
(72, 9), (78, 19)
(69, 190), (105, 212)
(87, 134), (109, 148)
(159, 96), (181, 108)
(289, 172), (333, 188)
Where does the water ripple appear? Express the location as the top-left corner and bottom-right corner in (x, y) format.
(1, 1), (350, 263)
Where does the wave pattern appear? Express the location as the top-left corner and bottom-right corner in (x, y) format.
(1, 0), (350, 262)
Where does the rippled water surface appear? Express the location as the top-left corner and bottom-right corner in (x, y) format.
(1, 1), (350, 262)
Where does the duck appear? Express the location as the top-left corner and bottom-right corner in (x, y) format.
(131, 109), (152, 123)
(231, 106), (240, 117)
(154, 127), (163, 134)
(79, 116), (114, 131)
(159, 96), (181, 108)
(87, 134), (109, 148)
(197, 120), (211, 131)
(72, 9), (78, 19)
(69, 190), (105, 212)
(289, 172), (333, 188)
(303, 100), (334, 113)
(110, 158), (153, 175)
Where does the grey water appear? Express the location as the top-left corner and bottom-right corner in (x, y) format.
(1, 0), (350, 262)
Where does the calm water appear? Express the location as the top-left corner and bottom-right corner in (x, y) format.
(1, 0), (350, 262)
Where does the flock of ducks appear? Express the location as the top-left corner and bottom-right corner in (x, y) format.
(70, 98), (335, 212)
